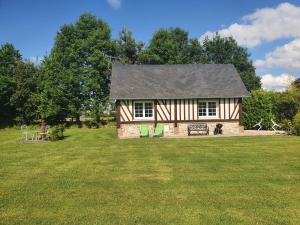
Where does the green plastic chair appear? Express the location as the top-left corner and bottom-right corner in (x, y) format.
(140, 124), (149, 137)
(153, 123), (164, 137)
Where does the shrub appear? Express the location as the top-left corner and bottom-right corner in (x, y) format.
(273, 91), (299, 122)
(294, 111), (300, 124)
(294, 111), (300, 136)
(280, 119), (295, 135)
(48, 124), (65, 141)
(243, 89), (275, 130)
(295, 124), (300, 136)
(84, 119), (100, 128)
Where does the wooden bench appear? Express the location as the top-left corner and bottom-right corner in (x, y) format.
(188, 123), (209, 136)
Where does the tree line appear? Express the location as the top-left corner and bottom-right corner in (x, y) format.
(0, 13), (262, 127)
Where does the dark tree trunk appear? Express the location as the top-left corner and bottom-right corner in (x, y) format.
(95, 114), (100, 123)
(75, 114), (82, 128)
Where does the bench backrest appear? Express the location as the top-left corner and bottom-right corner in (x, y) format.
(188, 123), (208, 130)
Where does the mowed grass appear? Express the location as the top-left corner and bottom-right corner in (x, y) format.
(0, 128), (300, 225)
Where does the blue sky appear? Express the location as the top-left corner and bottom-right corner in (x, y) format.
(0, 0), (299, 90)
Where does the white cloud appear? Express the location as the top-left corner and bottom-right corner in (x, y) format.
(107, 0), (121, 10)
(255, 38), (300, 71)
(261, 73), (296, 91)
(200, 3), (300, 48)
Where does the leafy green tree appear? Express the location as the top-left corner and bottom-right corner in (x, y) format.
(243, 89), (275, 130)
(38, 60), (71, 124)
(273, 84), (300, 122)
(0, 43), (21, 75)
(117, 27), (143, 64)
(0, 43), (22, 125)
(0, 43), (42, 125)
(0, 76), (15, 126)
(139, 28), (192, 64)
(202, 35), (261, 91)
(188, 38), (206, 64)
(41, 13), (117, 124)
(10, 61), (41, 124)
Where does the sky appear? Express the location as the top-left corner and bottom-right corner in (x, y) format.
(0, 0), (299, 91)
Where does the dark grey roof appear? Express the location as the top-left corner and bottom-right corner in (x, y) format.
(110, 64), (249, 99)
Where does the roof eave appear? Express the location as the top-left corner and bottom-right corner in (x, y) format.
(110, 95), (249, 100)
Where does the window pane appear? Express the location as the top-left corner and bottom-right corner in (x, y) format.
(144, 102), (153, 117)
(135, 103), (143, 117)
(198, 102), (207, 116)
(208, 102), (216, 108)
(208, 102), (216, 116)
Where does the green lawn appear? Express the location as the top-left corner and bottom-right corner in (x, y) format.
(0, 128), (300, 225)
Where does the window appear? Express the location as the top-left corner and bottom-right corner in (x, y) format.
(198, 101), (217, 117)
(144, 102), (153, 118)
(134, 102), (143, 118)
(198, 102), (207, 116)
(134, 101), (154, 119)
(208, 102), (216, 116)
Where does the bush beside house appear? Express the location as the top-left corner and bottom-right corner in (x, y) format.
(243, 89), (275, 130)
(243, 85), (300, 134)
(294, 111), (300, 135)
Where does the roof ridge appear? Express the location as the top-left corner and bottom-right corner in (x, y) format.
(113, 63), (235, 66)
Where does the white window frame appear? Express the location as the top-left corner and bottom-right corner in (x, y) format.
(133, 101), (154, 120)
(198, 100), (218, 119)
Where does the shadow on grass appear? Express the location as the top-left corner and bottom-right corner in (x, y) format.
(63, 135), (71, 140)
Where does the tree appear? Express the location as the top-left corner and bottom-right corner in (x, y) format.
(41, 13), (117, 124)
(139, 28), (192, 64)
(0, 43), (22, 125)
(117, 27), (143, 64)
(188, 38), (206, 64)
(202, 35), (261, 91)
(0, 44), (42, 125)
(9, 61), (41, 124)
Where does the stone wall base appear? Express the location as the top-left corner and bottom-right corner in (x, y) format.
(118, 121), (242, 138)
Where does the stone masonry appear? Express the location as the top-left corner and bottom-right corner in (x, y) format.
(118, 122), (243, 138)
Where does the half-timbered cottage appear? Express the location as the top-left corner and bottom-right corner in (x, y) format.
(110, 64), (249, 138)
